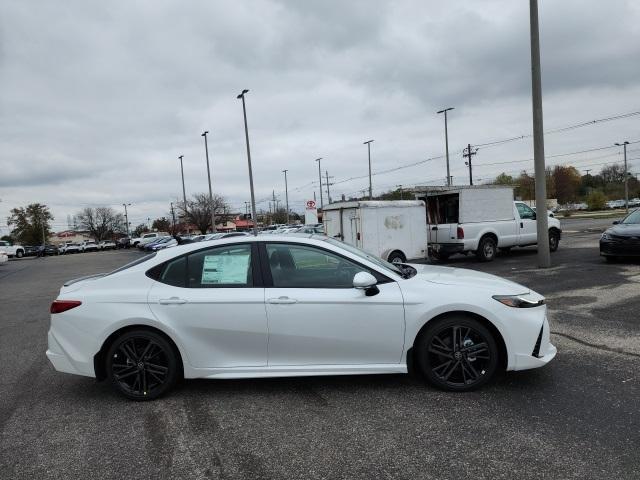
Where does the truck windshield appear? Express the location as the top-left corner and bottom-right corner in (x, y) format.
(324, 238), (404, 277)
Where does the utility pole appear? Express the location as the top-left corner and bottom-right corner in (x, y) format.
(201, 131), (217, 233)
(170, 202), (176, 234)
(615, 141), (630, 212)
(364, 139), (374, 199)
(463, 144), (478, 186)
(315, 158), (324, 209)
(437, 107), (454, 186)
(237, 89), (259, 235)
(584, 169), (591, 176)
(325, 171), (334, 204)
(397, 185), (404, 200)
(178, 155), (187, 210)
(282, 169), (290, 224)
(122, 203), (131, 237)
(529, 0), (551, 268)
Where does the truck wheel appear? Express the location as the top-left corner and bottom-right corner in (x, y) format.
(549, 230), (560, 252)
(388, 251), (406, 264)
(16, 250), (24, 258)
(476, 236), (497, 262)
(431, 251), (450, 262)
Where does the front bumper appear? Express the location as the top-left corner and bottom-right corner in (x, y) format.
(600, 239), (640, 257)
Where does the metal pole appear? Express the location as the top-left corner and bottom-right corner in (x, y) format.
(237, 90), (258, 235)
(201, 131), (217, 233)
(397, 185), (403, 200)
(616, 141), (630, 212)
(437, 107), (454, 187)
(122, 203), (130, 237)
(178, 155), (187, 210)
(529, 0), (551, 268)
(315, 158), (324, 209)
(364, 140), (374, 199)
(325, 171), (331, 204)
(282, 169), (290, 224)
(170, 202), (176, 234)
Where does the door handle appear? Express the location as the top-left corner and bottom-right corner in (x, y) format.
(431, 226), (438, 231)
(267, 296), (298, 304)
(159, 297), (187, 305)
(520, 222), (524, 228)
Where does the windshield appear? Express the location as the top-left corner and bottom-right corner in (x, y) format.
(622, 209), (640, 224)
(324, 238), (404, 277)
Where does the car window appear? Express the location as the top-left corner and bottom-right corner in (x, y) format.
(516, 203), (535, 220)
(622, 209), (640, 224)
(187, 244), (253, 288)
(160, 256), (187, 287)
(266, 243), (369, 288)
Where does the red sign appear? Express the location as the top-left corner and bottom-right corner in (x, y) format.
(306, 200), (316, 209)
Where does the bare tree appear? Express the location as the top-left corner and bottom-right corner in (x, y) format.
(176, 193), (229, 234)
(76, 207), (126, 241)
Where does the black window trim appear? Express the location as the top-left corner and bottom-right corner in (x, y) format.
(258, 241), (394, 289)
(146, 241), (263, 288)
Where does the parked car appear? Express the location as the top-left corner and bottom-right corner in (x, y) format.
(0, 240), (25, 258)
(600, 209), (640, 261)
(295, 225), (325, 234)
(418, 187), (562, 262)
(149, 237), (178, 251)
(58, 243), (81, 254)
(23, 245), (41, 257)
(44, 244), (59, 255)
(132, 232), (170, 248)
(47, 235), (556, 400)
(142, 236), (172, 251)
(117, 237), (131, 249)
(80, 241), (99, 253)
(99, 240), (117, 251)
(202, 232), (249, 241)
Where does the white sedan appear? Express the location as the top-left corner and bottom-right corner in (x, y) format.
(47, 235), (556, 400)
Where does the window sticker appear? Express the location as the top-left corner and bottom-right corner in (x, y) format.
(201, 253), (250, 284)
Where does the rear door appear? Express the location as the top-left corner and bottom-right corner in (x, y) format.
(261, 241), (405, 366)
(147, 242), (268, 368)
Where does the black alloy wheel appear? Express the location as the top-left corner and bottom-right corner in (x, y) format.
(418, 316), (498, 391)
(549, 230), (560, 252)
(106, 330), (179, 400)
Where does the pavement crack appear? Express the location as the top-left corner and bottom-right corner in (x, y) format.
(551, 331), (640, 358)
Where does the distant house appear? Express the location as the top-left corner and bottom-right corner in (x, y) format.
(50, 230), (92, 245)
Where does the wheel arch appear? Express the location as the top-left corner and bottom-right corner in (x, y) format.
(410, 310), (508, 373)
(93, 324), (184, 381)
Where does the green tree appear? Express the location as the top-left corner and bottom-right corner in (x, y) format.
(7, 203), (53, 245)
(586, 190), (607, 211)
(152, 217), (171, 232)
(493, 173), (515, 185)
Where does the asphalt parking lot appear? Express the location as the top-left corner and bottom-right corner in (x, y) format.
(1, 217), (639, 480)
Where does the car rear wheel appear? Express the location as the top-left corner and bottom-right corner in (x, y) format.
(106, 330), (179, 401)
(417, 316), (499, 391)
(387, 250), (406, 264)
(476, 236), (497, 262)
(16, 250), (23, 258)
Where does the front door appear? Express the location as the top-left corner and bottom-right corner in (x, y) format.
(262, 242), (405, 366)
(147, 242), (267, 368)
(516, 203), (537, 245)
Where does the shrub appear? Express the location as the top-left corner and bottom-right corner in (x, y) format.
(586, 190), (607, 211)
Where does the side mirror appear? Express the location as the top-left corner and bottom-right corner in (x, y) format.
(613, 221), (620, 225)
(353, 271), (379, 296)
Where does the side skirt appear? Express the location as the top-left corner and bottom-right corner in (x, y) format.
(185, 364), (408, 380)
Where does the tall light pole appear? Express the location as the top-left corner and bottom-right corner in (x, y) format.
(178, 155), (187, 210)
(615, 141), (630, 212)
(201, 131), (217, 233)
(437, 107), (454, 187)
(282, 169), (290, 224)
(315, 158), (324, 209)
(363, 139), (374, 199)
(529, 0), (550, 268)
(397, 184), (404, 200)
(122, 203), (131, 237)
(237, 89), (259, 235)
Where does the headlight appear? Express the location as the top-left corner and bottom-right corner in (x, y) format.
(601, 232), (610, 240)
(492, 294), (545, 308)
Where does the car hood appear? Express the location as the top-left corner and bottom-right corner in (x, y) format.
(606, 224), (640, 236)
(407, 264), (530, 295)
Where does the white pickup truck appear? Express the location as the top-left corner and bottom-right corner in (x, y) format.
(416, 186), (562, 262)
(0, 240), (25, 258)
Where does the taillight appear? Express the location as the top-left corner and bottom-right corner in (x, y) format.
(457, 226), (464, 239)
(50, 300), (82, 314)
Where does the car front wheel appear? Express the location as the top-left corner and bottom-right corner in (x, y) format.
(417, 316), (499, 391)
(106, 330), (179, 401)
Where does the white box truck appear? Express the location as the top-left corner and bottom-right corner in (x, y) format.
(322, 200), (428, 264)
(414, 186), (562, 262)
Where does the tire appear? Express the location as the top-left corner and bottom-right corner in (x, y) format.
(416, 315), (499, 392)
(430, 251), (450, 262)
(476, 236), (497, 262)
(16, 250), (23, 259)
(387, 250), (406, 264)
(549, 230), (560, 252)
(605, 256), (617, 263)
(106, 330), (180, 401)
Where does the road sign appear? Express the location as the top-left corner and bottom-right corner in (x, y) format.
(306, 200), (316, 210)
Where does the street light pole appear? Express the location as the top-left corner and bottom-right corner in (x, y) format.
(201, 131), (217, 233)
(282, 169), (290, 224)
(178, 155), (187, 210)
(615, 141), (630, 213)
(363, 140), (374, 199)
(315, 158), (324, 209)
(529, 0), (551, 268)
(122, 203), (131, 237)
(237, 89), (259, 235)
(437, 107), (454, 187)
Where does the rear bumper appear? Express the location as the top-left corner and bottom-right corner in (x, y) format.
(430, 243), (465, 255)
(46, 329), (95, 378)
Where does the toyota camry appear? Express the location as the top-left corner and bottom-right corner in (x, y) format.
(47, 235), (556, 400)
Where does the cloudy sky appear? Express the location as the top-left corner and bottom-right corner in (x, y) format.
(1, 0), (640, 233)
